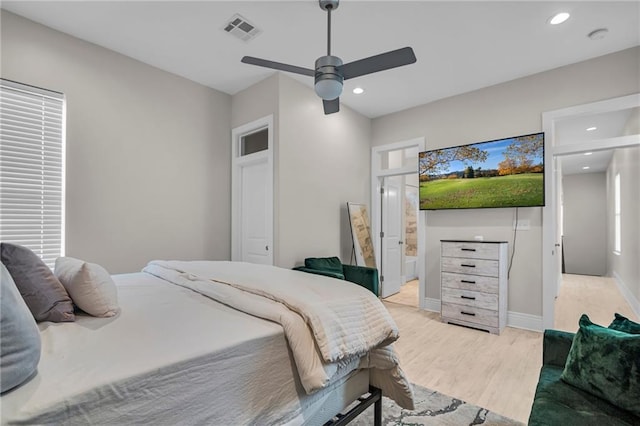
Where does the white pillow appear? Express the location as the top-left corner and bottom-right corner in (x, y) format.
(54, 257), (120, 318)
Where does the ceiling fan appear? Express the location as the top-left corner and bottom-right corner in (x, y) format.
(241, 0), (417, 115)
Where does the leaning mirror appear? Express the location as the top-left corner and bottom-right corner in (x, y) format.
(347, 202), (377, 268)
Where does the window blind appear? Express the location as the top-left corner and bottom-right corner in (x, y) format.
(0, 79), (65, 269)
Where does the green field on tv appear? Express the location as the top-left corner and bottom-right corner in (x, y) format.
(419, 173), (544, 210)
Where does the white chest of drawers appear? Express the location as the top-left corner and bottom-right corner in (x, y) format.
(440, 240), (508, 335)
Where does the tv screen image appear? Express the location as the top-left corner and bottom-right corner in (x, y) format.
(418, 132), (545, 210)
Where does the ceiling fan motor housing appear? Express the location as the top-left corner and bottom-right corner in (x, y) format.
(319, 0), (339, 11)
(314, 55), (344, 100)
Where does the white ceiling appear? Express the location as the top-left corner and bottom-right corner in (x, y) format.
(556, 108), (635, 175)
(2, 1), (639, 118)
(559, 150), (614, 175)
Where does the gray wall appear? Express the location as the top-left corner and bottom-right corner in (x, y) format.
(1, 11), (232, 273)
(278, 75), (371, 268)
(372, 46), (640, 316)
(607, 146), (640, 308)
(231, 74), (371, 269)
(623, 107), (640, 135)
(562, 173), (607, 276)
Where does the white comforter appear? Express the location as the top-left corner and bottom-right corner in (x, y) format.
(143, 260), (415, 410)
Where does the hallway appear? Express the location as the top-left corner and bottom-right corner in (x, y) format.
(554, 273), (638, 331)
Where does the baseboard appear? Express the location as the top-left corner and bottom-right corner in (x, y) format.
(613, 272), (640, 319)
(423, 298), (441, 313)
(507, 311), (543, 332)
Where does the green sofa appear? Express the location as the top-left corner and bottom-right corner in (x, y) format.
(293, 256), (379, 296)
(528, 329), (640, 426)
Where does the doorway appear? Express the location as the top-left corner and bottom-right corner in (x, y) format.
(371, 137), (425, 307)
(231, 115), (274, 265)
(380, 174), (421, 306)
(542, 94), (640, 329)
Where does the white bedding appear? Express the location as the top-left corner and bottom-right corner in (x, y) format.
(143, 260), (414, 410)
(0, 273), (363, 425)
(1, 261), (415, 424)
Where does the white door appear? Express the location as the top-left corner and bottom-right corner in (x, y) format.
(240, 160), (272, 264)
(381, 175), (404, 298)
(231, 116), (273, 266)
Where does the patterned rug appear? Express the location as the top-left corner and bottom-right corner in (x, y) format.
(349, 383), (525, 426)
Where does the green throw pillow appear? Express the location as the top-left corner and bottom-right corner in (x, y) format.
(561, 314), (640, 416)
(609, 313), (640, 335)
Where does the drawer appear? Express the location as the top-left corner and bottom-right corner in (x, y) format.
(441, 241), (500, 260)
(441, 302), (498, 328)
(441, 272), (499, 294)
(441, 257), (499, 277)
(442, 287), (498, 311)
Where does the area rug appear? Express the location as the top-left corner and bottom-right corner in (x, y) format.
(349, 383), (525, 426)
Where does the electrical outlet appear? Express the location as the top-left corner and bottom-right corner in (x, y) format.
(513, 219), (530, 230)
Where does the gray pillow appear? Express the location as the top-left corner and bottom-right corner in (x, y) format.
(1, 261), (42, 393)
(0, 243), (75, 322)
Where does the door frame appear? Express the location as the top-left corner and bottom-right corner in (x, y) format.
(541, 93), (640, 329)
(231, 115), (274, 265)
(372, 137), (425, 304)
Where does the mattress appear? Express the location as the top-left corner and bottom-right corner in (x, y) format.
(1, 272), (367, 425)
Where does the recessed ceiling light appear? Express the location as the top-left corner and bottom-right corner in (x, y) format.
(584, 152), (593, 156)
(549, 12), (570, 25)
(582, 166), (590, 170)
(586, 127), (597, 131)
(353, 87), (364, 95)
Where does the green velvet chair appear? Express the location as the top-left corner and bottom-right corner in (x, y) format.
(528, 329), (640, 426)
(292, 256), (379, 296)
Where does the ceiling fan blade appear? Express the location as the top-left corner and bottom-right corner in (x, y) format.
(241, 56), (315, 77)
(341, 47), (416, 80)
(323, 98), (340, 115)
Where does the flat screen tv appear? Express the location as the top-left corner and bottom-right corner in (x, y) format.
(418, 132), (545, 210)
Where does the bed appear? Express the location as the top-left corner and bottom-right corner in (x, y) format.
(1, 260), (414, 425)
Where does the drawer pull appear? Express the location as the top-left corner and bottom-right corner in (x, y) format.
(461, 295), (476, 300)
(461, 311), (476, 316)
(461, 280), (476, 284)
(461, 264), (476, 268)
(461, 248), (476, 252)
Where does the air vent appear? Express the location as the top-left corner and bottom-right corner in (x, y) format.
(223, 14), (261, 42)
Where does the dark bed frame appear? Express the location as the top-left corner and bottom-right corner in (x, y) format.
(324, 386), (382, 426)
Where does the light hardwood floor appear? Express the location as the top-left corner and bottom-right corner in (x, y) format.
(554, 273), (638, 332)
(385, 273), (638, 424)
(384, 279), (418, 307)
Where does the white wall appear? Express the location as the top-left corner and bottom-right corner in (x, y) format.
(1, 11), (232, 273)
(607, 146), (640, 312)
(372, 46), (640, 317)
(562, 173), (607, 276)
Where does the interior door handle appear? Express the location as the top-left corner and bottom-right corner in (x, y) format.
(398, 241), (404, 245)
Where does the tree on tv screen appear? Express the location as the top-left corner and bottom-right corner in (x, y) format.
(498, 134), (544, 175)
(419, 146), (488, 178)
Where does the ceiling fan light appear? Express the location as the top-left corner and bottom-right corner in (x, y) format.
(315, 79), (343, 100)
(314, 55), (344, 100)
